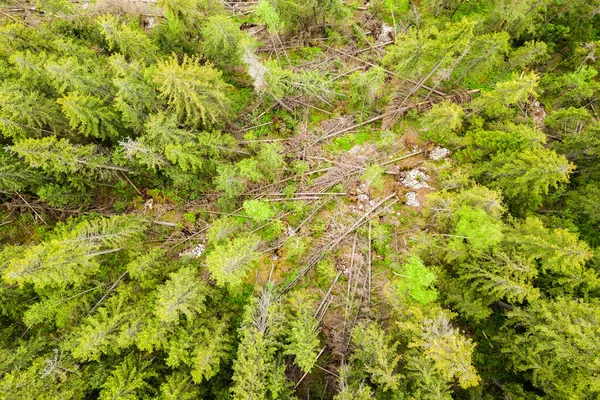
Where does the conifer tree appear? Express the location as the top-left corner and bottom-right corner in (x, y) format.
(3, 215), (148, 289)
(99, 354), (156, 400)
(57, 91), (122, 140)
(415, 313), (479, 389)
(98, 14), (158, 63)
(205, 234), (261, 287)
(201, 15), (249, 68)
(284, 290), (320, 373)
(8, 136), (126, 189)
(154, 55), (231, 127)
(396, 256), (438, 304)
(350, 322), (402, 391)
(499, 297), (600, 398)
(109, 55), (159, 131)
(231, 288), (288, 399)
(0, 83), (63, 139)
(154, 267), (208, 324)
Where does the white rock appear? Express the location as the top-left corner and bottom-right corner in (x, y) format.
(400, 169), (432, 190)
(405, 192), (420, 207)
(179, 243), (206, 259)
(429, 146), (450, 160)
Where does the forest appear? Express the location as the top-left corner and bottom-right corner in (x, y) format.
(0, 0), (599, 398)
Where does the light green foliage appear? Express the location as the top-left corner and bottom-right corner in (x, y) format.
(472, 72), (539, 118)
(349, 67), (385, 120)
(465, 124), (546, 161)
(420, 101), (464, 145)
(3, 215), (147, 289)
(206, 217), (241, 244)
(98, 14), (158, 63)
(205, 234), (261, 287)
(508, 41), (549, 70)
(9, 136), (121, 189)
(0, 151), (42, 192)
(201, 15), (249, 67)
(255, 0), (284, 33)
(155, 267), (207, 324)
(45, 56), (106, 96)
(334, 364), (374, 400)
(0, 2), (599, 399)
(99, 354), (156, 400)
(231, 288), (289, 400)
(214, 164), (245, 198)
(452, 206), (503, 251)
(109, 55), (159, 131)
(385, 18), (475, 81)
(257, 0), (347, 33)
(543, 65), (600, 107)
(404, 352), (452, 399)
(263, 60), (335, 102)
(160, 372), (200, 400)
(350, 322), (402, 391)
(155, 55), (231, 127)
(158, 0), (222, 25)
(0, 349), (87, 400)
(504, 217), (594, 291)
(456, 253), (540, 306)
(500, 297), (600, 398)
(479, 147), (572, 213)
(236, 158), (264, 182)
(190, 321), (231, 383)
(243, 199), (275, 221)
(360, 164), (385, 189)
(71, 303), (130, 361)
(57, 91), (122, 140)
(416, 313), (480, 388)
(256, 142), (285, 180)
(0, 83), (63, 139)
(284, 290), (319, 373)
(544, 107), (591, 138)
(120, 113), (235, 177)
(396, 256), (438, 304)
(453, 32), (510, 85)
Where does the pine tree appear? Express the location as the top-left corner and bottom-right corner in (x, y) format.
(419, 101), (464, 146)
(350, 322), (402, 391)
(201, 15), (249, 68)
(97, 14), (158, 63)
(9, 136), (128, 189)
(109, 55), (159, 131)
(159, 372), (200, 400)
(499, 297), (600, 398)
(284, 290), (320, 373)
(349, 67), (385, 121)
(231, 288), (288, 399)
(45, 55), (107, 96)
(478, 147), (572, 214)
(416, 312), (480, 389)
(472, 72), (539, 118)
(205, 234), (261, 287)
(384, 18), (475, 82)
(3, 215), (148, 289)
(154, 267), (208, 324)
(0, 83), (63, 139)
(190, 320), (232, 383)
(154, 54), (231, 127)
(0, 151), (42, 192)
(57, 91), (122, 140)
(99, 354), (156, 400)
